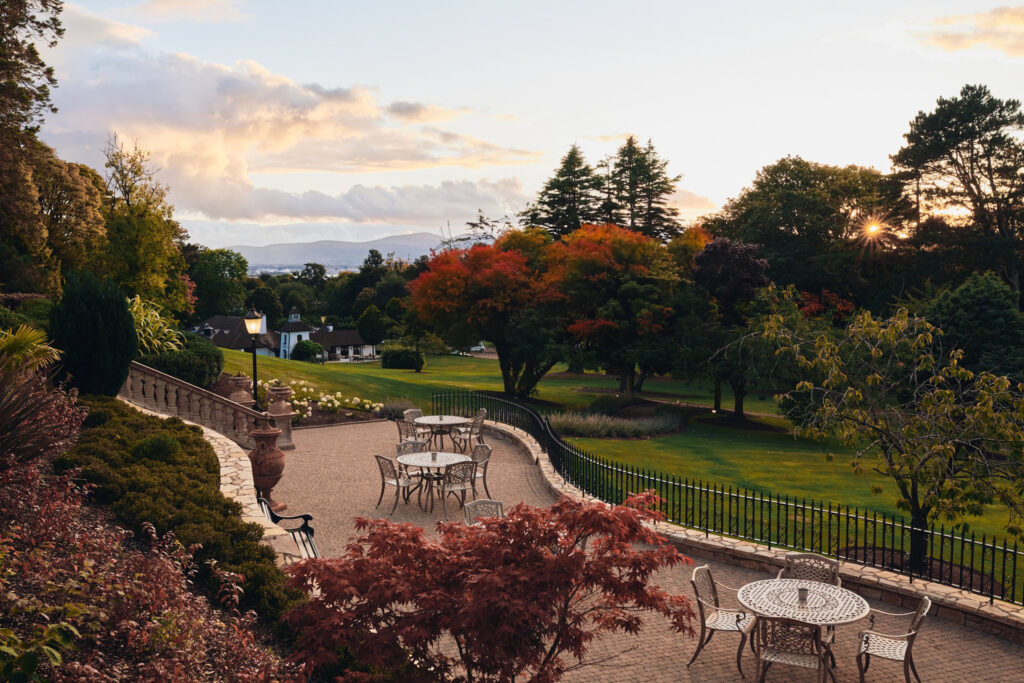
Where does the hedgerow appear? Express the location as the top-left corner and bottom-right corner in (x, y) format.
(55, 396), (303, 621)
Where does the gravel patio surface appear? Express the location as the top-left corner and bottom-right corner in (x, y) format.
(273, 422), (1024, 682)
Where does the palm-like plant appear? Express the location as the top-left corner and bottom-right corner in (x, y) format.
(0, 325), (62, 371)
(127, 296), (184, 355)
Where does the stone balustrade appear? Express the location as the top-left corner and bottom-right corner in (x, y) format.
(119, 361), (270, 448)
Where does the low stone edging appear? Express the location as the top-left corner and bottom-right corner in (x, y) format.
(117, 399), (307, 567)
(483, 420), (1024, 645)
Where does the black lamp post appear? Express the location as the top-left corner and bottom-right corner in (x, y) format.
(243, 307), (262, 408)
(320, 315), (327, 365)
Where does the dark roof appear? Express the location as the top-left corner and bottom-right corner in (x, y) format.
(320, 329), (367, 347)
(278, 320), (313, 333)
(195, 316), (279, 351)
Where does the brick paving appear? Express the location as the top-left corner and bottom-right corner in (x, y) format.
(275, 422), (1024, 682)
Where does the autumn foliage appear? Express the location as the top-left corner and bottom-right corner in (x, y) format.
(285, 492), (694, 682)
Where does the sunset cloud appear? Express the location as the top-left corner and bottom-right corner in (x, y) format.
(923, 6), (1024, 58)
(43, 11), (537, 225)
(670, 188), (716, 211)
(131, 0), (249, 23)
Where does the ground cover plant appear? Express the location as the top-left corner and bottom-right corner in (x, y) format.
(55, 396), (303, 620)
(285, 492), (694, 681)
(547, 410), (685, 438)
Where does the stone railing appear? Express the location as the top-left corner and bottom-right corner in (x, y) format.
(119, 361), (266, 448)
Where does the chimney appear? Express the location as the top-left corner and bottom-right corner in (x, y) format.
(326, 324), (333, 332)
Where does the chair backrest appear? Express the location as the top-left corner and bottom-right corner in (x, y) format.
(375, 454), (398, 480)
(470, 443), (492, 463)
(471, 408), (487, 434)
(780, 552), (841, 585)
(691, 565), (720, 610)
(403, 408), (423, 421)
(396, 419), (418, 441)
(909, 596), (931, 635)
(464, 499), (504, 525)
(754, 617), (824, 657)
(396, 440), (427, 457)
(443, 461), (476, 488)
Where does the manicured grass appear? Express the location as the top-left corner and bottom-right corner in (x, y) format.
(222, 350), (777, 413)
(571, 413), (1013, 540)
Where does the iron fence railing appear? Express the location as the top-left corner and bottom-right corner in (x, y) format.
(432, 391), (1024, 606)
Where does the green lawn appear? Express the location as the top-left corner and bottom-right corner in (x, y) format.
(222, 350), (777, 413)
(572, 413), (1013, 540)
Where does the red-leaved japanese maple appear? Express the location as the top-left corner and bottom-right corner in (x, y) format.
(285, 492), (694, 682)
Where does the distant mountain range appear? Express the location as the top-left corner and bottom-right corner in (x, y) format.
(229, 232), (442, 273)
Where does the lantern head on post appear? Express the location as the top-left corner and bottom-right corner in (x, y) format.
(244, 307), (262, 408)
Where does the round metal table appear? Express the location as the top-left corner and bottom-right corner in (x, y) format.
(737, 579), (869, 626)
(397, 451), (471, 512)
(414, 415), (470, 450)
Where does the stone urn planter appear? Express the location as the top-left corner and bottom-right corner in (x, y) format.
(228, 374), (256, 409)
(267, 385), (296, 450)
(248, 416), (287, 511)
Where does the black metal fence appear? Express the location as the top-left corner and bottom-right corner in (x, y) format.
(433, 391), (1024, 606)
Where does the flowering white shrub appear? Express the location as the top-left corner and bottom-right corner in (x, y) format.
(256, 379), (383, 422)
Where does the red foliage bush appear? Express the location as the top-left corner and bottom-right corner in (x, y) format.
(285, 492), (694, 682)
(0, 460), (300, 681)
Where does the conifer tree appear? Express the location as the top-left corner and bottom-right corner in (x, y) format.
(521, 144), (601, 238)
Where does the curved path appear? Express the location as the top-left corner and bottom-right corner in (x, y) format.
(275, 422), (1024, 682)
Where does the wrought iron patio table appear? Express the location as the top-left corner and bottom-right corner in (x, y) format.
(737, 578), (869, 626)
(414, 415), (470, 450)
(397, 451), (471, 513)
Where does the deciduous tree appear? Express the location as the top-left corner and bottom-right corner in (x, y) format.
(767, 308), (1024, 568)
(285, 492), (694, 682)
(189, 248), (248, 319)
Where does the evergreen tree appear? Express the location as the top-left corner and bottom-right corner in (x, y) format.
(522, 145), (601, 238)
(637, 139), (682, 241)
(50, 271), (138, 395)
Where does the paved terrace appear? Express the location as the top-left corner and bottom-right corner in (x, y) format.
(276, 421), (1024, 682)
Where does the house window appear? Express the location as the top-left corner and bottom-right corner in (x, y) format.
(297, 334), (303, 341)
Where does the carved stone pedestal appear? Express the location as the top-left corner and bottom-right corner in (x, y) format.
(229, 374), (256, 409)
(267, 385), (296, 450)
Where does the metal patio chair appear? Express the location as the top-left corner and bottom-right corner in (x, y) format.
(689, 564), (755, 677)
(374, 454), (421, 514)
(469, 443), (493, 498)
(777, 552), (842, 586)
(752, 616), (836, 683)
(440, 460), (477, 520)
(856, 596), (930, 683)
(463, 498), (504, 526)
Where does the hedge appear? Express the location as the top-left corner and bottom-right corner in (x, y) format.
(54, 396), (302, 621)
(140, 332), (224, 388)
(381, 348), (424, 371)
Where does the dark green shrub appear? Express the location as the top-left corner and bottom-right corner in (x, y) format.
(50, 272), (137, 395)
(140, 332), (224, 388)
(290, 339), (323, 362)
(381, 348), (424, 371)
(54, 396), (302, 620)
(17, 297), (53, 330)
(379, 397), (416, 421)
(0, 305), (29, 331)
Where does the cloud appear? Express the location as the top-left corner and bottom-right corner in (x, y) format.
(59, 3), (154, 52)
(670, 188), (716, 210)
(131, 0), (249, 23)
(387, 101), (469, 123)
(923, 6), (1024, 58)
(42, 21), (538, 224)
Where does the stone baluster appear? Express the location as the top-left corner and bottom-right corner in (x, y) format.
(128, 369), (140, 401)
(153, 377), (167, 412)
(165, 382), (179, 417)
(139, 374), (152, 408)
(266, 385), (296, 451)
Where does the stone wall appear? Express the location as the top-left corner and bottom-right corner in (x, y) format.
(483, 421), (1024, 645)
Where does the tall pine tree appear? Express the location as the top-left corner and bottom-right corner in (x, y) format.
(609, 136), (681, 241)
(520, 145), (601, 238)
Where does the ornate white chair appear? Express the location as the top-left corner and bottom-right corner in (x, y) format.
(374, 454), (421, 514)
(777, 552), (842, 586)
(752, 616), (835, 683)
(469, 443), (493, 498)
(451, 408), (486, 452)
(689, 565), (755, 677)
(463, 499), (504, 526)
(856, 596), (930, 683)
(440, 461), (477, 520)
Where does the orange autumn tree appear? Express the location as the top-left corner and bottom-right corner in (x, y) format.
(284, 492), (695, 682)
(548, 224), (677, 394)
(410, 228), (563, 398)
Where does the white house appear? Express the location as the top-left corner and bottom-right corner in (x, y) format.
(278, 307), (313, 360)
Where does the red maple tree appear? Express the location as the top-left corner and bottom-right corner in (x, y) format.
(285, 492), (694, 682)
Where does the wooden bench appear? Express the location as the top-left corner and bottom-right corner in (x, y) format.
(258, 498), (320, 559)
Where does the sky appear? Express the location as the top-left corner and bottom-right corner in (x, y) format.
(39, 1), (1024, 247)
